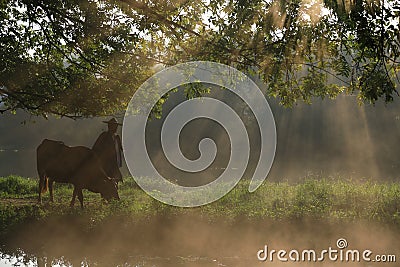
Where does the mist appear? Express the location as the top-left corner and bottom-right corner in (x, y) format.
(2, 214), (399, 266)
(1, 87), (400, 183)
(0, 114), (125, 177)
(1, 88), (400, 267)
(144, 87), (400, 185)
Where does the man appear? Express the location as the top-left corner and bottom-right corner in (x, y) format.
(92, 118), (123, 183)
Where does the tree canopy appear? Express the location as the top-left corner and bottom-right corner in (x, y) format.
(0, 0), (399, 118)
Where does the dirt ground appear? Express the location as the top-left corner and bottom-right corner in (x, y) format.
(0, 197), (39, 206)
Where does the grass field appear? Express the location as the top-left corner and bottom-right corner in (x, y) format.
(1, 175), (400, 235)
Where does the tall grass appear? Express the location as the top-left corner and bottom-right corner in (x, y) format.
(0, 175), (37, 196)
(0, 175), (399, 234)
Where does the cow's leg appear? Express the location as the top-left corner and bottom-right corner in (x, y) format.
(49, 180), (54, 202)
(70, 186), (78, 207)
(77, 189), (84, 209)
(38, 178), (42, 204)
(38, 174), (47, 204)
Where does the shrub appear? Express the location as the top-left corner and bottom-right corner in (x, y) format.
(0, 176), (37, 196)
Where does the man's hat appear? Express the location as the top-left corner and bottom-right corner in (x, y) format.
(103, 118), (122, 126)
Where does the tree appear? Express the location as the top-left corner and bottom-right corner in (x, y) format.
(0, 0), (399, 118)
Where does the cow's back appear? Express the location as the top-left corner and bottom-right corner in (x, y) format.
(37, 140), (100, 183)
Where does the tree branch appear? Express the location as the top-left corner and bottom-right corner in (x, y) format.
(118, 0), (201, 37)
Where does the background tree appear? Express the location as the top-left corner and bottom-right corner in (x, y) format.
(0, 0), (399, 118)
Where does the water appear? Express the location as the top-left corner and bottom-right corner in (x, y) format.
(0, 251), (253, 266)
(0, 252), (36, 267)
(1, 218), (398, 267)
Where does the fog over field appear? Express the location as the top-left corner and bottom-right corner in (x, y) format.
(1, 86), (400, 183)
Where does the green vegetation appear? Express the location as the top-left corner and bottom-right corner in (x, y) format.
(0, 175), (37, 196)
(0, 176), (400, 235)
(1, 1), (399, 117)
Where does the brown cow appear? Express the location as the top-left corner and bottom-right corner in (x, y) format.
(37, 139), (119, 208)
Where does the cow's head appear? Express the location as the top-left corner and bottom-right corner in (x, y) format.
(100, 178), (120, 201)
